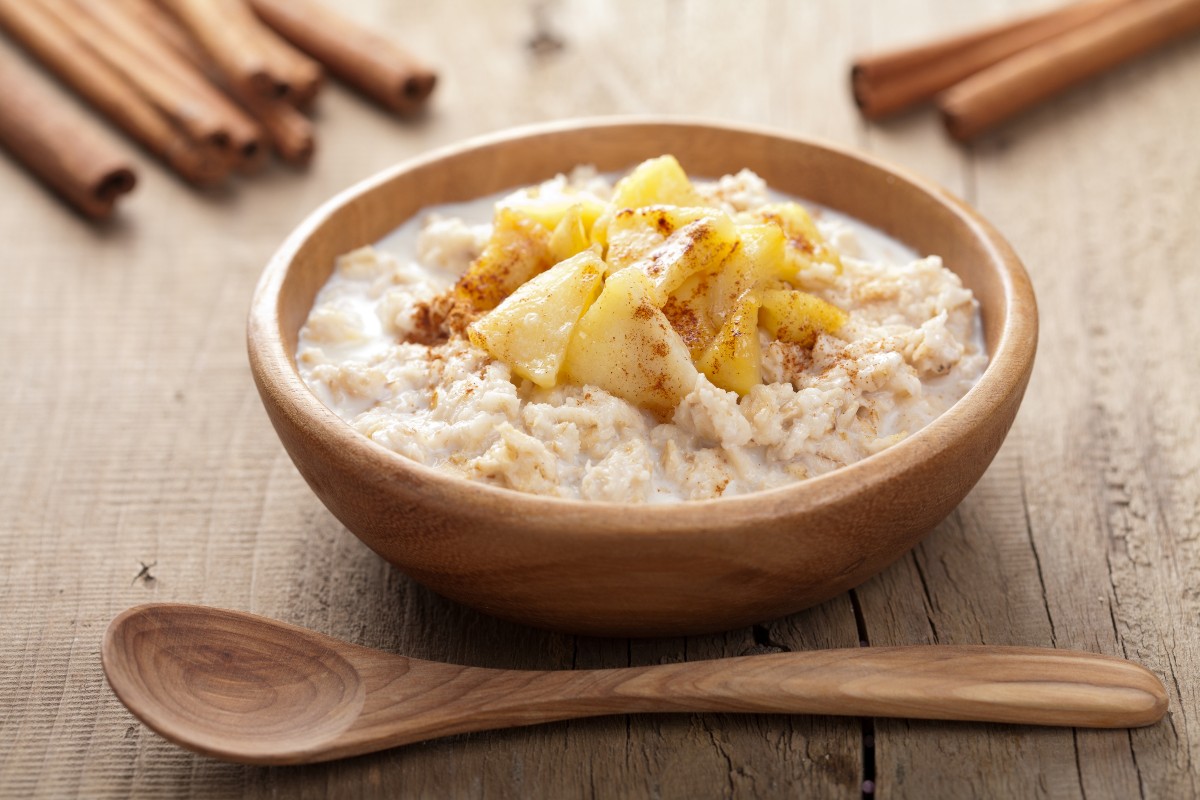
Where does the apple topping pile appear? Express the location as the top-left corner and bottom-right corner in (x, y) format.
(459, 156), (849, 419)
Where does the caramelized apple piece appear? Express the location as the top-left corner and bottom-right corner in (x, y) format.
(563, 268), (699, 421)
(455, 208), (554, 311)
(548, 205), (594, 263)
(609, 155), (704, 210)
(500, 194), (607, 236)
(751, 202), (843, 276)
(708, 223), (790, 323)
(662, 268), (720, 360)
(696, 295), (762, 396)
(625, 214), (739, 305)
(759, 288), (848, 348)
(468, 251), (606, 388)
(602, 205), (719, 270)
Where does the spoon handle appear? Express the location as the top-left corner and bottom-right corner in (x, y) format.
(561, 646), (1167, 726)
(347, 645), (1166, 755)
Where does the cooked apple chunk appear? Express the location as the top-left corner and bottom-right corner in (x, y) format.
(603, 205), (719, 271)
(748, 202), (843, 276)
(563, 268), (699, 421)
(696, 295), (762, 396)
(500, 194), (607, 237)
(548, 205), (594, 263)
(759, 288), (848, 348)
(626, 214), (739, 305)
(610, 155), (704, 210)
(662, 268), (720, 360)
(708, 223), (790, 323)
(455, 208), (555, 311)
(468, 251), (606, 388)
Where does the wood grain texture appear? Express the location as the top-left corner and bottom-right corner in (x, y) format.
(1, 0), (1197, 797)
(103, 604), (1165, 766)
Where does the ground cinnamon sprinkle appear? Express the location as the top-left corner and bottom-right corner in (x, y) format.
(409, 298), (441, 344)
(455, 260), (510, 309)
(410, 290), (479, 344)
(633, 300), (656, 321)
(662, 295), (706, 351)
(776, 340), (814, 380)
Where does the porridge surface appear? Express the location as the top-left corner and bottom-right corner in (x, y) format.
(297, 165), (987, 502)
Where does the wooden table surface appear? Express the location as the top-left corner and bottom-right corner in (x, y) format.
(3, 1), (1199, 797)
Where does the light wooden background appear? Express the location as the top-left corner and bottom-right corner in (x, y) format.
(2, 1), (1198, 797)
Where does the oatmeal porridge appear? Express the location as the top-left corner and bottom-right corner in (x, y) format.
(296, 156), (987, 502)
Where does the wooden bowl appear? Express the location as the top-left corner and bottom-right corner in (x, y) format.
(248, 119), (1037, 637)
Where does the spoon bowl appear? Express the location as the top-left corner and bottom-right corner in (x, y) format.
(104, 604), (365, 761)
(103, 604), (1168, 766)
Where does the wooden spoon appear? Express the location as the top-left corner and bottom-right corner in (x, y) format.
(102, 603), (1168, 766)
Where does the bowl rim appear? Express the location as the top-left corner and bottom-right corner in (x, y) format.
(248, 116), (1037, 533)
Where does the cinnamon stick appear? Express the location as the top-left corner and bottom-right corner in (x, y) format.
(38, 0), (232, 156)
(0, 51), (136, 219)
(243, 17), (324, 108)
(240, 93), (316, 165)
(247, 0), (437, 114)
(119, 0), (196, 59)
(852, 0), (1136, 120)
(76, 0), (267, 170)
(0, 0), (227, 187)
(940, 0), (1200, 141)
(160, 0), (283, 100)
(125, 0), (314, 165)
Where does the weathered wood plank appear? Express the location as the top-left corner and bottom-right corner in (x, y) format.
(2, 0), (1197, 798)
(970, 32), (1200, 798)
(853, 4), (1200, 797)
